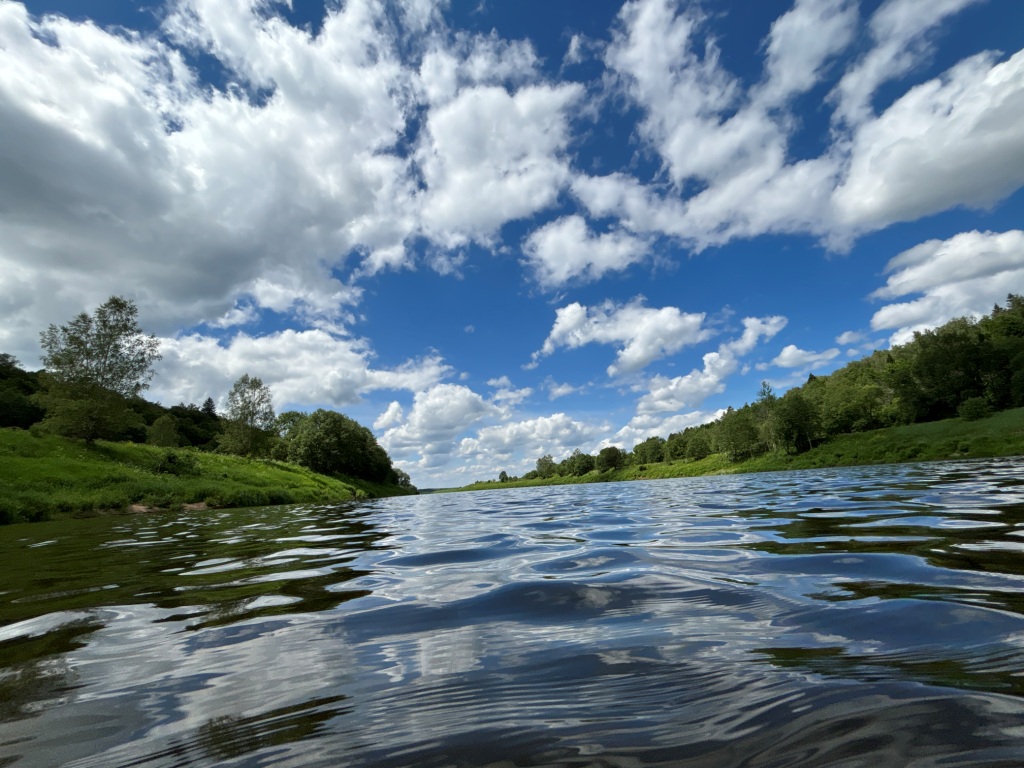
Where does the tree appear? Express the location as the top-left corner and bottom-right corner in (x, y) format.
(596, 445), (624, 472)
(776, 390), (819, 452)
(715, 407), (760, 461)
(287, 409), (393, 481)
(685, 427), (713, 460)
(0, 355), (44, 429)
(40, 296), (161, 397)
(147, 413), (182, 447)
(201, 397), (218, 418)
(36, 296), (160, 443)
(632, 436), (666, 464)
(563, 449), (595, 476)
(219, 374), (276, 456)
(535, 454), (557, 478)
(498, 470), (510, 482)
(752, 381), (782, 453)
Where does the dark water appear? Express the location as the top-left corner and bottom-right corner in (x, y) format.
(4, 459), (1024, 767)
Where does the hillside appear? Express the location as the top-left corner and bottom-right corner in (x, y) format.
(455, 407), (1024, 492)
(0, 429), (414, 524)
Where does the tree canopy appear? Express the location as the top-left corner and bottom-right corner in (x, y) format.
(40, 296), (161, 397)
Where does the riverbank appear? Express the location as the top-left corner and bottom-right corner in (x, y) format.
(0, 429), (415, 524)
(455, 407), (1024, 492)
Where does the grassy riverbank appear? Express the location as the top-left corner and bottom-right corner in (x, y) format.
(456, 407), (1024, 492)
(0, 429), (414, 524)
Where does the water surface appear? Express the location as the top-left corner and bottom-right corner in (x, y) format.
(3, 458), (1024, 766)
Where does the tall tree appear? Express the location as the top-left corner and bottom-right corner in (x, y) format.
(219, 374), (276, 456)
(36, 296), (160, 442)
(40, 296), (161, 397)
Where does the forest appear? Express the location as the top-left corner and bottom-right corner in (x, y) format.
(494, 295), (1024, 483)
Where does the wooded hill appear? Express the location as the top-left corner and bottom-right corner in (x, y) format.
(489, 294), (1024, 483)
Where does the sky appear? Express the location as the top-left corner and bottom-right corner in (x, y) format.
(1, 0), (1023, 487)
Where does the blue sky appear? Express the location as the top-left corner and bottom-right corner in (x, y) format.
(2, 0), (1023, 487)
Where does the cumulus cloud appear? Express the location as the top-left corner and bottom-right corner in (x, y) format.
(378, 383), (499, 467)
(458, 412), (609, 464)
(635, 316), (787, 415)
(836, 330), (865, 345)
(834, 50), (1024, 232)
(869, 229), (1024, 344)
(416, 82), (583, 247)
(152, 329), (451, 411)
(532, 298), (710, 376)
(523, 215), (649, 288)
(765, 344), (840, 369)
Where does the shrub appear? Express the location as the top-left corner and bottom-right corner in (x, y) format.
(958, 397), (991, 421)
(154, 450), (200, 476)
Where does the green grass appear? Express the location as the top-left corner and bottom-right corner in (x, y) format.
(0, 430), (413, 524)
(455, 407), (1024, 493)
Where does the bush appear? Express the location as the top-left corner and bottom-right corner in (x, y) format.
(958, 397), (991, 421)
(154, 450), (200, 476)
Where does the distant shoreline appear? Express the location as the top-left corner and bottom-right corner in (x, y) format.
(451, 408), (1024, 492)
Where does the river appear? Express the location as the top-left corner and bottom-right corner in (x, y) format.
(2, 458), (1024, 766)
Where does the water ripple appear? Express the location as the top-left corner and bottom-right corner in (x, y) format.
(3, 458), (1024, 766)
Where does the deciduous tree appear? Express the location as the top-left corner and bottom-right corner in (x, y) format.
(219, 374), (276, 456)
(37, 296), (160, 442)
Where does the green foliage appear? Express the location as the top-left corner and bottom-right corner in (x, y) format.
(154, 449), (200, 475)
(596, 445), (624, 472)
(34, 382), (146, 444)
(167, 403), (220, 449)
(0, 355), (44, 429)
(0, 430), (404, 524)
(535, 454), (557, 478)
(286, 409), (393, 482)
(147, 414), (181, 447)
(39, 296), (161, 398)
(632, 436), (665, 464)
(35, 297), (161, 443)
(715, 408), (761, 461)
(685, 427), (713, 460)
(562, 449), (596, 476)
(220, 374), (276, 457)
(958, 396), (991, 421)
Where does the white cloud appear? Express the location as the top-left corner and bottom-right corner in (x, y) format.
(869, 229), (1024, 344)
(152, 329), (450, 411)
(458, 412), (609, 464)
(378, 383), (499, 467)
(834, 50), (1024, 232)
(830, 0), (982, 127)
(523, 215), (649, 288)
(374, 400), (405, 430)
(635, 316), (787, 415)
(532, 297), (711, 376)
(765, 344), (840, 369)
(416, 83), (583, 247)
(613, 409), (719, 450)
(488, 377), (534, 407)
(758, 0), (858, 107)
(836, 330), (865, 345)
(545, 379), (580, 400)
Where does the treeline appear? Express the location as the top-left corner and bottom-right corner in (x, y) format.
(0, 296), (413, 491)
(492, 294), (1024, 482)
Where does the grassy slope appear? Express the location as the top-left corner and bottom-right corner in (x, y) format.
(455, 407), (1024, 492)
(0, 429), (413, 523)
